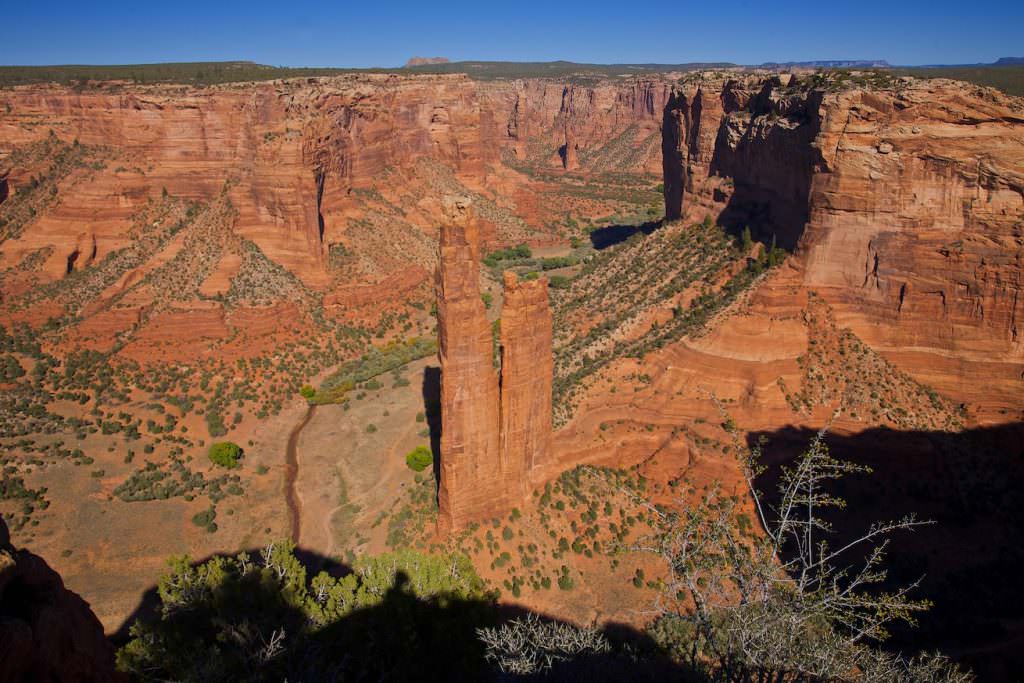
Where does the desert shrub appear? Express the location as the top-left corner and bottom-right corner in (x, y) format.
(548, 275), (571, 289)
(405, 445), (433, 472)
(205, 409), (227, 437)
(0, 354), (25, 381)
(191, 507), (216, 528)
(116, 544), (493, 681)
(638, 434), (973, 682)
(478, 613), (610, 675)
(483, 243), (531, 267)
(299, 384), (315, 399)
(208, 441), (242, 469)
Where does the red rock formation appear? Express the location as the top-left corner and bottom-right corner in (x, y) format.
(561, 123), (579, 170)
(500, 271), (553, 482)
(662, 74), (1024, 412)
(482, 77), (672, 173)
(0, 519), (118, 682)
(436, 200), (554, 532)
(435, 196), (502, 535)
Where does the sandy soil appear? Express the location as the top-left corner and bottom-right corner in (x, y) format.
(293, 358), (436, 562)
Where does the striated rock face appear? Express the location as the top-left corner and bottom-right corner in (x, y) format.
(0, 74), (492, 286)
(436, 199), (553, 532)
(484, 77), (672, 173)
(0, 519), (117, 682)
(500, 271), (553, 482)
(0, 73), (669, 361)
(435, 196), (502, 535)
(663, 75), (1024, 411)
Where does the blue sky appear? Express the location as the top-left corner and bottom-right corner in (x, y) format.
(4, 0), (1022, 67)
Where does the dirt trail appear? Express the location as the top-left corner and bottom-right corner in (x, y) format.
(285, 404), (316, 543)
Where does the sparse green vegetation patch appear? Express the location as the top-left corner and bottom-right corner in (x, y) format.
(312, 336), (437, 404)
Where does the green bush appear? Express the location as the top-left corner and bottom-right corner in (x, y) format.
(299, 384), (315, 399)
(405, 445), (433, 472)
(208, 442), (242, 469)
(191, 507), (216, 529)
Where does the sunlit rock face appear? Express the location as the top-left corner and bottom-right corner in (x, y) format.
(663, 75), (1024, 410)
(436, 198), (553, 533)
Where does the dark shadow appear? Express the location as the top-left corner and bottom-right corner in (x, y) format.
(0, 175), (8, 205)
(65, 248), (80, 274)
(314, 170), (326, 244)
(422, 365), (442, 487)
(588, 219), (661, 250)
(111, 545), (685, 681)
(0, 518), (117, 680)
(293, 546), (350, 579)
(707, 85), (824, 250)
(747, 422), (1024, 682)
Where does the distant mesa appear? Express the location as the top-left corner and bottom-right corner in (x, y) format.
(757, 59), (890, 69)
(405, 56), (450, 68)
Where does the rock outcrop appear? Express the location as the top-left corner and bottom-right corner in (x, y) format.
(0, 519), (117, 682)
(662, 75), (1024, 411)
(485, 77), (672, 173)
(435, 196), (502, 535)
(436, 198), (553, 532)
(500, 271), (553, 480)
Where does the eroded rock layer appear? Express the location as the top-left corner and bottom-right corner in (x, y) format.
(663, 75), (1024, 412)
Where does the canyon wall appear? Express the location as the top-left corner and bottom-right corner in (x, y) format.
(0, 72), (667, 367)
(482, 77), (671, 172)
(0, 74), (491, 285)
(663, 75), (1024, 411)
(436, 198), (553, 532)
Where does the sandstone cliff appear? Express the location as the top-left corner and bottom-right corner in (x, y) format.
(0, 73), (667, 360)
(662, 74), (1024, 412)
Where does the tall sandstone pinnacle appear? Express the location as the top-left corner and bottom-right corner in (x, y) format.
(436, 196), (502, 535)
(499, 271), (554, 485)
(436, 197), (553, 534)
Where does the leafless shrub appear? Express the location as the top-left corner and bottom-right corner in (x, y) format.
(477, 613), (611, 675)
(626, 426), (972, 682)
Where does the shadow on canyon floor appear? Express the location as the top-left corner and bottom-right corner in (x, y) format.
(588, 220), (662, 250)
(110, 545), (685, 681)
(748, 421), (1024, 682)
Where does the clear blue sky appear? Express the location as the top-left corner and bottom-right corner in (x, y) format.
(4, 0), (1021, 67)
